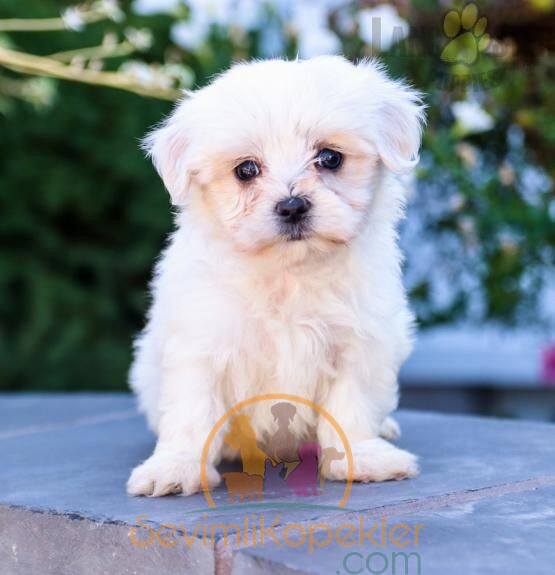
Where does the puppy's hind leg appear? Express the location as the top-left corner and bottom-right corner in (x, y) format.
(129, 328), (162, 435)
(317, 350), (418, 483)
(379, 416), (401, 441)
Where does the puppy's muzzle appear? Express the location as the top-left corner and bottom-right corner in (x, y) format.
(275, 196), (312, 241)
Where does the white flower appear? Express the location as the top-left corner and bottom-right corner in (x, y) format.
(292, 0), (341, 58)
(170, 18), (209, 49)
(232, 0), (264, 31)
(293, 1), (329, 32)
(457, 215), (477, 242)
(335, 7), (356, 35)
(358, 5), (409, 51)
(162, 63), (195, 88)
(88, 59), (104, 71)
(22, 77), (56, 107)
(120, 61), (172, 88)
(62, 7), (85, 31)
(452, 100), (494, 134)
(121, 61), (158, 86)
(102, 32), (118, 47)
(297, 27), (340, 58)
(455, 142), (479, 167)
(95, 0), (125, 22)
(498, 161), (515, 186)
(125, 27), (154, 51)
(449, 192), (467, 212)
(520, 165), (552, 206)
(132, 0), (181, 16)
(170, 0), (232, 49)
(187, 0), (233, 27)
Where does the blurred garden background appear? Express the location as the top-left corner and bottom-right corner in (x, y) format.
(1, 1), (554, 419)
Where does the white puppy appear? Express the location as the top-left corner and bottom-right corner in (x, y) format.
(127, 56), (425, 497)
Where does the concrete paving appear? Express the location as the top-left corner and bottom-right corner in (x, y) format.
(0, 394), (554, 574)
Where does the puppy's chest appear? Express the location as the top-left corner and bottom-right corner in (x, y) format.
(221, 282), (356, 396)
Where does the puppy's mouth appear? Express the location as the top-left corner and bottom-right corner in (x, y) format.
(279, 221), (312, 242)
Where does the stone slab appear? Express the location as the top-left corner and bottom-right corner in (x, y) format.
(1, 394), (554, 574)
(233, 484), (555, 575)
(0, 393), (135, 438)
(0, 505), (213, 575)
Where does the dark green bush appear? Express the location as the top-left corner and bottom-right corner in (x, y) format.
(0, 80), (173, 390)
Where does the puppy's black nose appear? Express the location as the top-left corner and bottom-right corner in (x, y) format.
(275, 197), (311, 223)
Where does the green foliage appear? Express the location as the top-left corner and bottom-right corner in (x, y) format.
(0, 78), (172, 390)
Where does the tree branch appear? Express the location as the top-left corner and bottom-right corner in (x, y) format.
(48, 41), (135, 63)
(0, 12), (107, 32)
(0, 46), (181, 101)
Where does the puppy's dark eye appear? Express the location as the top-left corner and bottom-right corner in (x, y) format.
(235, 160), (260, 181)
(316, 148), (343, 170)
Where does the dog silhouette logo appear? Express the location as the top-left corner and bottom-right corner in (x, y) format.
(223, 414), (268, 476)
(319, 447), (345, 490)
(221, 472), (264, 503)
(441, 2), (490, 65)
(221, 410), (339, 502)
(267, 402), (298, 463)
(284, 441), (321, 497)
(201, 394), (353, 508)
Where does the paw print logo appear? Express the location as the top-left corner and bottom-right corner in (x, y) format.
(441, 3), (490, 65)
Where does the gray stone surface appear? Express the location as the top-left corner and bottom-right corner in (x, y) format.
(0, 394), (554, 574)
(233, 483), (555, 575)
(0, 394), (135, 438)
(0, 506), (213, 575)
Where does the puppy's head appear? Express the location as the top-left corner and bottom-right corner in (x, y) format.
(144, 57), (425, 258)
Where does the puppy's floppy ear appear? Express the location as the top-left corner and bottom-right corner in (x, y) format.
(360, 61), (426, 174)
(142, 98), (192, 205)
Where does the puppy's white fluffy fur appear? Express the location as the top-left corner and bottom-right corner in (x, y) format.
(127, 56), (426, 497)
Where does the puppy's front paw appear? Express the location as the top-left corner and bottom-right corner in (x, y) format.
(352, 440), (418, 482)
(324, 438), (419, 483)
(127, 452), (220, 497)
